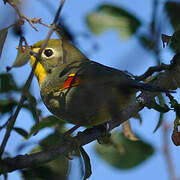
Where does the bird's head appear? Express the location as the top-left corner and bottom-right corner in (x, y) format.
(29, 39), (86, 86)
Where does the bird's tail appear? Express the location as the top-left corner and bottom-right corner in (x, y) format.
(127, 80), (174, 93)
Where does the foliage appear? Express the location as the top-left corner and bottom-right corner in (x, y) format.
(95, 132), (154, 169)
(0, 27), (8, 57)
(86, 4), (141, 39)
(165, 2), (180, 31)
(7, 37), (30, 71)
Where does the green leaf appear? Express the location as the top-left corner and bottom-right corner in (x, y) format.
(21, 154), (69, 180)
(39, 132), (62, 148)
(21, 127), (69, 179)
(46, 155), (69, 179)
(153, 94), (165, 132)
(147, 98), (170, 113)
(29, 116), (64, 137)
(21, 166), (57, 180)
(153, 113), (163, 133)
(161, 31), (180, 53)
(139, 35), (156, 50)
(12, 0), (21, 4)
(13, 127), (29, 138)
(7, 37), (30, 71)
(86, 4), (141, 39)
(3, 0), (21, 4)
(165, 2), (180, 31)
(0, 99), (17, 114)
(168, 94), (180, 119)
(170, 31), (180, 53)
(79, 146), (92, 180)
(24, 92), (41, 124)
(26, 128), (69, 179)
(0, 73), (18, 93)
(95, 131), (154, 169)
(0, 27), (8, 57)
(161, 34), (172, 48)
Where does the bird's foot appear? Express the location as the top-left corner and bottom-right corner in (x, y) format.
(94, 122), (111, 144)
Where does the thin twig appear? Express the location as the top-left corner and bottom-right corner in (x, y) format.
(7, 1), (37, 31)
(63, 125), (80, 137)
(0, 120), (9, 131)
(0, 0), (66, 157)
(38, 20), (52, 28)
(0, 59), (38, 156)
(135, 63), (170, 81)
(6, 0), (52, 31)
(53, 0), (65, 24)
(162, 123), (178, 180)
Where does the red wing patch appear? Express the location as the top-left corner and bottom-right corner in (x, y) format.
(61, 74), (80, 90)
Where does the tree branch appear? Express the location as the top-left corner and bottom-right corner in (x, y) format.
(135, 63), (170, 81)
(0, 53), (180, 174)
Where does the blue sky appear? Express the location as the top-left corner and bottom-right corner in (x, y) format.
(0, 0), (179, 180)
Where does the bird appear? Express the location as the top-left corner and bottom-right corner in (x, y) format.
(29, 39), (170, 127)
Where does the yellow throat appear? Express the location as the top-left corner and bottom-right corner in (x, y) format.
(30, 48), (46, 87)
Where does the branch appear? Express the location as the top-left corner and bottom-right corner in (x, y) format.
(0, 0), (66, 157)
(1, 53), (180, 174)
(135, 63), (170, 81)
(6, 0), (51, 31)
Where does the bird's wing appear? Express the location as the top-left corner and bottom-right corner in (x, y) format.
(77, 60), (133, 88)
(57, 60), (172, 93)
(76, 61), (172, 93)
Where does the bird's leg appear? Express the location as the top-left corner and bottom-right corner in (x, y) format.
(95, 122), (111, 144)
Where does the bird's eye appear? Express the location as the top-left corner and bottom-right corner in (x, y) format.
(44, 49), (53, 57)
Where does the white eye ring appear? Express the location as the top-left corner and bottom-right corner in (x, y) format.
(42, 48), (55, 59)
(41, 47), (60, 60)
(44, 49), (53, 57)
